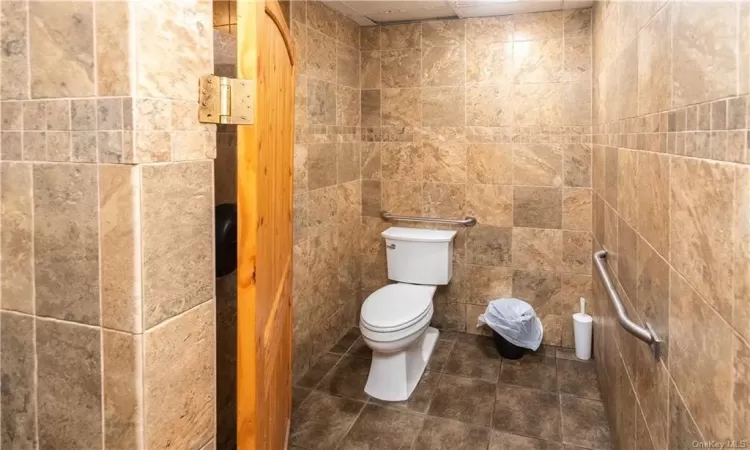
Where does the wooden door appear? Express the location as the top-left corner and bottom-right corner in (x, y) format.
(236, 1), (295, 449)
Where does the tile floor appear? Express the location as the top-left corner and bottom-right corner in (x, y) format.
(290, 328), (613, 450)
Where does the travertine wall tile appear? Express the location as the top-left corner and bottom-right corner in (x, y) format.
(34, 164), (100, 325)
(103, 330), (143, 450)
(96, 2), (131, 96)
(141, 161), (213, 329)
(0, 312), (36, 449)
(0, 163), (34, 313)
(36, 318), (102, 449)
(29, 1), (95, 98)
(144, 301), (215, 449)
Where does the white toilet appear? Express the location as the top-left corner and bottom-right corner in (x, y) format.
(360, 227), (457, 401)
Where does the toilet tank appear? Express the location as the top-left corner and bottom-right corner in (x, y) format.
(382, 227), (457, 285)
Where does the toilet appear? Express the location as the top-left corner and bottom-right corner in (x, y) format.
(360, 227), (457, 401)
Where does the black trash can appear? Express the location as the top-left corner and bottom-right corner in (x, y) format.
(492, 331), (525, 360)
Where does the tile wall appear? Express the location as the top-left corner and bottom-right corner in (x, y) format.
(290, 1), (364, 379)
(0, 1), (217, 449)
(590, 1), (749, 447)
(358, 10), (594, 347)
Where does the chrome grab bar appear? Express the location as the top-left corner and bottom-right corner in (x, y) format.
(593, 250), (661, 360)
(380, 211), (477, 227)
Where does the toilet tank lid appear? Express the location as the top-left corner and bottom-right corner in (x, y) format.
(381, 227), (457, 243)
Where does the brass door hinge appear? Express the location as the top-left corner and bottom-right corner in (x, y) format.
(199, 75), (255, 125)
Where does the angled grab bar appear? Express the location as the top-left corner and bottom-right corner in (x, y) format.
(593, 250), (661, 360)
(380, 211), (477, 227)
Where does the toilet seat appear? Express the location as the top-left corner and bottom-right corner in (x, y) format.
(360, 283), (436, 333)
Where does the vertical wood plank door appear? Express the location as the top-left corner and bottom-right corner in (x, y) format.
(236, 1), (295, 449)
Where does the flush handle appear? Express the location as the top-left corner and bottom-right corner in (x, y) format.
(386, 244), (396, 250)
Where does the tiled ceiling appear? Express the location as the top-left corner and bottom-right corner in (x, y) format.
(322, 0), (595, 25)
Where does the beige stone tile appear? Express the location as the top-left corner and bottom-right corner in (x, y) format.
(637, 4), (671, 115)
(511, 269), (562, 315)
(361, 142), (381, 180)
(103, 330), (143, 450)
(71, 99), (97, 131)
(133, 131), (171, 163)
(563, 37), (591, 82)
(422, 46), (464, 87)
(337, 13), (360, 49)
(144, 301), (215, 449)
(466, 225), (512, 267)
(618, 40), (638, 120)
(308, 186), (337, 235)
(34, 164), (99, 324)
(513, 227), (563, 272)
(423, 183), (465, 219)
(669, 378), (704, 449)
(466, 43), (514, 86)
(1, 103), (23, 131)
(513, 83), (562, 126)
(135, 1), (212, 101)
(22, 131), (46, 161)
(337, 142), (360, 183)
(172, 130), (216, 161)
(71, 131), (98, 163)
(563, 80), (591, 126)
(382, 142), (422, 181)
(514, 39), (563, 84)
(617, 149), (637, 227)
(423, 141), (466, 183)
(29, 1), (94, 97)
(46, 131), (70, 162)
(636, 152), (669, 257)
(97, 98), (123, 131)
(636, 234), (670, 362)
(0, 312), (36, 449)
(336, 85), (360, 127)
(1, 163), (33, 313)
(381, 23), (420, 49)
(513, 187), (562, 229)
(362, 180), (382, 217)
(307, 29), (336, 83)
(670, 270), (732, 441)
(464, 265), (512, 305)
(670, 157), (734, 322)
(36, 318), (101, 449)
(96, 2), (130, 96)
(564, 8), (591, 38)
(736, 166), (750, 342)
(382, 88), (421, 127)
(422, 87), (465, 127)
(422, 19), (465, 47)
(1, 132), (22, 160)
(563, 143), (591, 188)
(672, 1), (737, 108)
(467, 144), (513, 185)
(100, 165), (142, 333)
(360, 26), (380, 51)
(604, 146), (618, 208)
(514, 11), (562, 41)
(466, 16), (513, 46)
(307, 1), (336, 38)
(23, 101), (46, 131)
(467, 85), (513, 127)
(562, 230), (591, 275)
(381, 49), (421, 88)
(361, 51), (381, 89)
(141, 162), (213, 329)
(44, 100), (70, 131)
(734, 336), (750, 441)
(466, 184), (513, 228)
(382, 181), (422, 216)
(1, 1), (29, 99)
(308, 142), (336, 189)
(291, 21), (307, 78)
(513, 144), (563, 187)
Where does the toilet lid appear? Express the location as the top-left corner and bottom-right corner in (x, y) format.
(361, 283), (435, 331)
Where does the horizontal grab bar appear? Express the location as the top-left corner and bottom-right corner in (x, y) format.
(593, 250), (661, 360)
(380, 211), (477, 227)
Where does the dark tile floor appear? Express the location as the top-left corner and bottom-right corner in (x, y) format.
(290, 328), (613, 450)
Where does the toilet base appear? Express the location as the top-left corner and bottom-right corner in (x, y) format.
(364, 327), (440, 402)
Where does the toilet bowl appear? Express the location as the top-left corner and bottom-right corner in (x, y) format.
(359, 227), (457, 402)
(360, 283), (440, 401)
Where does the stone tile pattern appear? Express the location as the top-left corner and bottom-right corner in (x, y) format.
(0, 1), (219, 448)
(358, 11), (594, 348)
(591, 2), (750, 449)
(291, 330), (613, 449)
(0, 0), (216, 164)
(290, 0), (364, 380)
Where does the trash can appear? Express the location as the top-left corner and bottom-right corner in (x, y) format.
(492, 331), (526, 360)
(477, 298), (543, 359)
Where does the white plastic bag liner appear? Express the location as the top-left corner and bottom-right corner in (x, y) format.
(477, 298), (543, 350)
